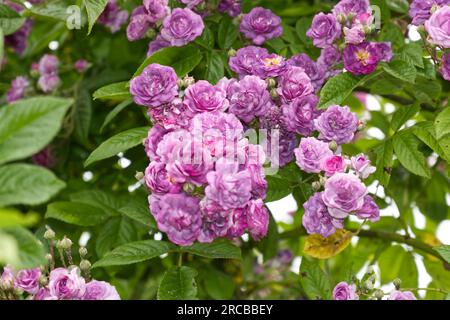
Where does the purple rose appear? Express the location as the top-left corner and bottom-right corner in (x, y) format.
(38, 54), (59, 75)
(149, 99), (194, 130)
(332, 0), (370, 17)
(307, 13), (342, 48)
(320, 155), (347, 176)
(318, 46), (342, 67)
(74, 59), (89, 73)
(227, 207), (248, 238)
(147, 35), (171, 56)
(150, 193), (202, 246)
(277, 66), (314, 102)
(144, 0), (170, 22)
(48, 267), (86, 300)
(282, 95), (321, 136)
(322, 173), (367, 218)
(97, 0), (129, 33)
(240, 7), (282, 45)
(184, 80), (229, 113)
(343, 42), (381, 75)
(205, 158), (252, 209)
(228, 75), (272, 123)
(38, 74), (60, 93)
(315, 105), (358, 145)
(333, 281), (359, 300)
(160, 8), (204, 46)
(344, 26), (365, 44)
(229, 46), (269, 78)
(350, 153), (375, 179)
(145, 161), (182, 194)
(126, 6), (154, 41)
(218, 0), (241, 17)
(374, 42), (393, 62)
(6, 76), (29, 103)
(288, 54), (327, 91)
(356, 195), (380, 222)
(144, 124), (168, 161)
(253, 53), (288, 79)
(247, 164), (267, 199)
(1, 266), (14, 285)
(294, 137), (333, 173)
(14, 268), (41, 295)
(425, 6), (450, 48)
(409, 0), (450, 26)
(303, 192), (344, 238)
(130, 63), (178, 107)
(5, 19), (31, 55)
(441, 53), (450, 81)
(198, 198), (233, 243)
(388, 290), (417, 300)
(262, 129), (297, 167)
(34, 288), (53, 300)
(246, 199), (269, 241)
(82, 280), (121, 300)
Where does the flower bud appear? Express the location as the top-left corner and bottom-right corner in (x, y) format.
(44, 229), (55, 240)
(227, 48), (237, 57)
(183, 183), (196, 194)
(45, 253), (53, 262)
(39, 275), (48, 287)
(364, 280), (374, 290)
(0, 278), (13, 291)
(135, 171), (144, 180)
(270, 88), (279, 99)
(357, 120), (365, 131)
(183, 76), (195, 87)
(328, 141), (338, 152)
(80, 259), (91, 272)
(393, 278), (401, 289)
(266, 78), (277, 88)
(312, 181), (321, 191)
(319, 175), (327, 187)
(146, 28), (156, 39)
(59, 236), (72, 250)
(374, 289), (384, 300)
(79, 247), (88, 258)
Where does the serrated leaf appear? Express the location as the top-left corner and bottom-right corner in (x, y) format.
(119, 197), (156, 228)
(158, 266), (198, 300)
(435, 107), (450, 139)
(0, 4), (26, 35)
(133, 44), (202, 78)
(391, 103), (419, 132)
(0, 97), (73, 165)
(95, 216), (136, 258)
(374, 139), (394, 186)
(265, 176), (293, 202)
(218, 17), (238, 49)
(398, 43), (424, 68)
(0, 164), (65, 207)
(84, 0), (108, 34)
(182, 240), (241, 260)
(299, 258), (331, 300)
(92, 82), (130, 101)
(204, 51), (225, 84)
(70, 190), (124, 216)
(382, 60), (417, 83)
(84, 127), (148, 167)
(46, 202), (110, 226)
(303, 229), (353, 259)
(393, 131), (431, 178)
(433, 246), (450, 263)
(92, 240), (175, 268)
(413, 122), (450, 162)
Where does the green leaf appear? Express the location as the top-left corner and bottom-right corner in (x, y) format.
(435, 107), (450, 140)
(100, 99), (133, 132)
(70, 190), (124, 216)
(133, 44), (202, 78)
(417, 172), (449, 221)
(0, 28), (4, 63)
(182, 240), (241, 260)
(373, 139), (394, 186)
(92, 240), (175, 268)
(203, 267), (235, 300)
(0, 97), (73, 165)
(95, 216), (136, 258)
(0, 164), (65, 207)
(378, 245), (418, 288)
(265, 176), (293, 202)
(318, 71), (380, 109)
(92, 82), (131, 101)
(257, 212), (279, 260)
(392, 131), (431, 178)
(84, 127), (148, 167)
(295, 17), (313, 46)
(119, 197), (156, 228)
(299, 258), (331, 300)
(0, 4), (26, 35)
(84, 0), (108, 34)
(433, 246), (450, 263)
(45, 201), (110, 226)
(3, 227), (46, 269)
(204, 51), (225, 84)
(398, 43), (424, 68)
(391, 103), (419, 132)
(157, 266), (198, 300)
(195, 26), (214, 49)
(73, 89), (92, 146)
(386, 0), (409, 13)
(413, 122), (450, 162)
(0, 208), (40, 228)
(382, 60), (417, 84)
(27, 0), (72, 22)
(218, 17), (238, 49)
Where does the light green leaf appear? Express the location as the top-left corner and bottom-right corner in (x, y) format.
(378, 245), (418, 288)
(92, 240), (175, 268)
(182, 240), (241, 260)
(100, 99), (133, 132)
(46, 201), (110, 226)
(386, 0), (409, 13)
(203, 267), (235, 300)
(0, 97), (73, 165)
(27, 0), (72, 22)
(0, 208), (40, 228)
(391, 103), (419, 132)
(0, 164), (65, 207)
(84, 0), (108, 34)
(299, 258), (331, 300)
(0, 4), (26, 35)
(433, 246), (450, 263)
(374, 139), (394, 186)
(435, 107), (450, 139)
(133, 44), (202, 78)
(382, 60), (417, 84)
(3, 227), (46, 269)
(70, 190), (124, 216)
(413, 121), (450, 162)
(157, 266), (198, 300)
(393, 131), (431, 178)
(84, 127), (149, 167)
(0, 28), (4, 63)
(92, 82), (131, 101)
(218, 17), (238, 49)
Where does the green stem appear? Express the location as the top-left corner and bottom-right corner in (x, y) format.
(178, 252), (183, 267)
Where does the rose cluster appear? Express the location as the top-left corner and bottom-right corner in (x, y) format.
(409, 1), (450, 81)
(306, 0), (393, 75)
(130, 63), (270, 246)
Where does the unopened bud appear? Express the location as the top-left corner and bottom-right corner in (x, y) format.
(227, 48), (237, 57)
(183, 76), (195, 87)
(364, 280), (374, 290)
(39, 275), (48, 287)
(328, 141), (338, 152)
(270, 88), (279, 99)
(135, 171), (144, 181)
(146, 28), (156, 39)
(266, 78), (276, 88)
(374, 289), (384, 300)
(79, 247), (88, 258)
(0, 278), (13, 291)
(183, 183), (195, 194)
(44, 229), (55, 240)
(319, 175), (327, 186)
(312, 181), (321, 191)
(80, 259), (91, 272)
(60, 236), (72, 250)
(393, 278), (401, 289)
(357, 120), (365, 131)
(177, 78), (184, 88)
(45, 253), (53, 262)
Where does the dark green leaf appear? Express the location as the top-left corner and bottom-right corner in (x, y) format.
(46, 201), (110, 226)
(182, 240), (241, 260)
(218, 17), (238, 49)
(373, 139), (394, 186)
(157, 266), (198, 300)
(92, 82), (131, 101)
(203, 267), (235, 300)
(382, 60), (417, 84)
(299, 258), (331, 300)
(378, 245), (418, 287)
(265, 176), (293, 202)
(204, 51), (224, 84)
(95, 216), (136, 258)
(100, 99), (133, 133)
